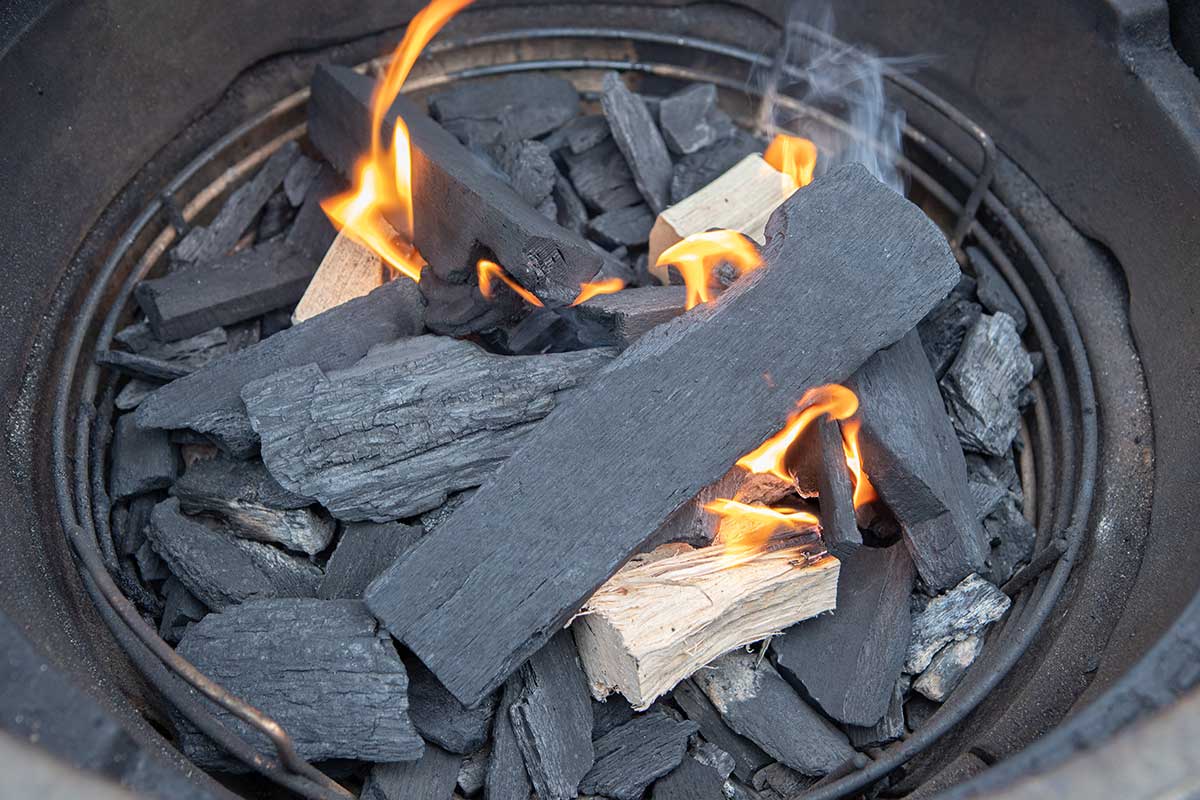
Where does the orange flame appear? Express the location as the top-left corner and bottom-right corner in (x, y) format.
(764, 133), (818, 188)
(737, 384), (860, 482)
(654, 230), (763, 310)
(705, 499), (819, 556)
(841, 418), (877, 508)
(477, 259), (544, 308)
(570, 278), (627, 306)
(321, 0), (476, 281)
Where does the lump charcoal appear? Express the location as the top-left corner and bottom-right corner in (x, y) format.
(318, 520), (424, 600)
(967, 246), (1027, 333)
(752, 763), (814, 798)
(600, 72), (673, 213)
(418, 268), (525, 340)
(243, 336), (615, 521)
(112, 494), (156, 558)
(572, 285), (687, 349)
(283, 153), (321, 206)
(96, 349), (190, 383)
(486, 675), (533, 800)
(670, 130), (763, 204)
(563, 139), (643, 212)
(457, 744), (490, 797)
(114, 323), (229, 369)
(406, 655), (498, 755)
(134, 538), (170, 583)
(694, 651), (855, 777)
(906, 693), (941, 732)
(115, 379), (157, 411)
(966, 452), (1023, 505)
(905, 573), (1011, 673)
(285, 165), (342, 261)
(256, 191), (294, 242)
(509, 630), (594, 800)
(671, 679), (770, 782)
(110, 415), (177, 500)
(580, 711), (698, 800)
(362, 744), (460, 799)
(815, 415), (861, 559)
(536, 193), (557, 222)
(652, 754), (726, 800)
(174, 598), (423, 769)
(913, 635), (983, 702)
(493, 139), (557, 207)
(428, 73), (580, 147)
(231, 537), (322, 597)
(846, 676), (909, 748)
(586, 204), (655, 249)
(421, 491), (474, 534)
(969, 479), (1008, 520)
(774, 545), (914, 727)
(593, 696), (638, 739)
(553, 114), (613, 155)
(982, 496), (1037, 585)
(158, 575), (207, 644)
(553, 172), (589, 235)
(917, 295), (983, 379)
(658, 83), (734, 155)
(691, 741), (735, 780)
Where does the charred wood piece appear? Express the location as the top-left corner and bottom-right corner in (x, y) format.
(587, 204), (655, 249)
(572, 285), (687, 349)
(110, 415), (178, 500)
(967, 246), (1027, 333)
(494, 139), (557, 207)
(98, 349), (190, 384)
(428, 73), (580, 148)
(917, 294), (984, 379)
(114, 323), (230, 369)
(486, 674), (534, 800)
(651, 753), (726, 800)
(658, 83), (734, 155)
(846, 676), (909, 748)
(580, 711), (699, 800)
(157, 575), (208, 644)
(982, 496), (1036, 585)
(815, 416), (861, 559)
(600, 72), (673, 213)
(671, 679), (771, 782)
(406, 655), (498, 755)
(283, 154), (321, 207)
(362, 744), (460, 800)
(284, 165), (342, 261)
(913, 635), (983, 701)
(905, 573), (1010, 673)
(563, 139), (643, 212)
(318, 520), (423, 600)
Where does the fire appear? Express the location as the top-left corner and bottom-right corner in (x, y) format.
(705, 499), (819, 556)
(737, 384), (859, 481)
(477, 259), (544, 307)
(321, 0), (476, 282)
(571, 278), (627, 306)
(654, 230), (763, 310)
(764, 133), (818, 188)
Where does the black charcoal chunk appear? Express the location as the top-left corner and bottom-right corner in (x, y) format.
(407, 655), (498, 755)
(486, 675), (533, 800)
(917, 295), (983, 379)
(428, 74), (580, 147)
(906, 573), (1010, 673)
(115, 379), (157, 411)
(283, 154), (321, 207)
(982, 497), (1036, 585)
(158, 576), (208, 644)
(362, 744), (460, 799)
(671, 680), (770, 782)
(752, 762), (814, 798)
(97, 349), (190, 383)
(600, 72), (673, 213)
(552, 172), (589, 235)
(319, 521), (424, 600)
(110, 415), (177, 500)
(587, 204), (655, 248)
(847, 676), (909, 748)
(285, 165), (342, 261)
(256, 191), (293, 242)
(563, 139), (643, 212)
(913, 636), (983, 701)
(670, 131), (762, 203)
(551, 114), (612, 154)
(815, 416), (861, 559)
(658, 83), (734, 155)
(580, 712), (698, 800)
(652, 754), (726, 800)
(593, 696), (638, 739)
(967, 246), (1027, 333)
(572, 285), (687, 349)
(494, 139), (558, 207)
(113, 494), (156, 557)
(115, 323), (230, 368)
(134, 539), (170, 582)
(230, 536), (323, 597)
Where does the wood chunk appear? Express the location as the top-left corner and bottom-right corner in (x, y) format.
(905, 573), (1010, 673)
(649, 154), (792, 283)
(363, 744), (461, 800)
(574, 543), (839, 709)
(659, 83), (734, 156)
(967, 247), (1027, 333)
(428, 74), (580, 147)
(509, 630), (594, 800)
(580, 712), (698, 800)
(572, 285), (687, 349)
(97, 349), (190, 383)
(486, 675), (533, 800)
(563, 140), (643, 212)
(292, 231), (389, 324)
(283, 154), (321, 207)
(318, 521), (423, 600)
(652, 754), (726, 800)
(494, 139), (557, 206)
(940, 313), (1034, 456)
(671, 680), (771, 782)
(913, 635), (983, 701)
(135, 280), (423, 456)
(174, 598), (422, 770)
(587, 204), (655, 249)
(309, 66), (604, 308)
(406, 655), (498, 755)
(917, 295), (984, 379)
(244, 336), (613, 521)
(815, 416), (861, 559)
(982, 496), (1036, 585)
(110, 415), (177, 500)
(365, 165), (960, 706)
(137, 238), (318, 342)
(284, 165), (342, 261)
(847, 331), (988, 591)
(601, 72), (673, 213)
(846, 676), (909, 748)
(694, 651), (856, 777)
(773, 545), (914, 727)
(172, 455), (333, 554)
(670, 131), (763, 204)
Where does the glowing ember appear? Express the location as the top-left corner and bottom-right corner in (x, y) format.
(571, 278), (627, 306)
(477, 259), (545, 307)
(654, 230), (762, 310)
(764, 133), (819, 189)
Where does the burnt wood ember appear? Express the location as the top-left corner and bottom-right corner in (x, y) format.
(110, 415), (178, 500)
(365, 164), (960, 706)
(847, 331), (988, 590)
(815, 416), (861, 559)
(318, 521), (423, 600)
(546, 114), (612, 155)
(406, 656), (498, 755)
(428, 73), (580, 148)
(243, 336), (615, 521)
(658, 83), (735, 156)
(283, 153), (321, 207)
(173, 598), (423, 770)
(417, 268), (525, 340)
(694, 650), (856, 777)
(651, 753), (726, 800)
(284, 165), (342, 261)
(580, 711), (699, 800)
(905, 573), (1011, 673)
(292, 232), (390, 324)
(846, 676), (909, 748)
(97, 349), (190, 383)
(601, 72), (673, 213)
(171, 455), (333, 555)
(773, 544), (914, 727)
(587, 204), (655, 249)
(670, 130), (763, 204)
(136, 238), (318, 342)
(917, 294), (984, 379)
(486, 675), (534, 800)
(494, 139), (557, 207)
(940, 312), (1034, 456)
(362, 744), (461, 800)
(135, 279), (423, 456)
(563, 139), (643, 212)
(967, 247), (1028, 333)
(308, 66), (606, 309)
(913, 635), (983, 701)
(671, 679), (771, 782)
(572, 285), (687, 350)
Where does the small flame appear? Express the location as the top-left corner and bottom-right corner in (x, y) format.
(764, 133), (818, 188)
(477, 259), (544, 308)
(840, 418), (877, 508)
(571, 278), (627, 306)
(704, 499), (819, 556)
(737, 384), (859, 482)
(654, 230), (763, 310)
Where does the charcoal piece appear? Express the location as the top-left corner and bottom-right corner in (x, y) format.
(691, 741), (735, 780)
(283, 154), (321, 206)
(135, 280), (423, 456)
(572, 285), (687, 349)
(940, 313), (1034, 456)
(418, 268), (525, 339)
(917, 295), (983, 378)
(428, 73), (580, 147)
(670, 130), (763, 203)
(112, 494), (156, 557)
(913, 635), (983, 701)
(256, 191), (293, 242)
(671, 680), (770, 782)
(285, 165), (342, 260)
(171, 142), (299, 267)
(260, 307), (294, 338)
(115, 379), (157, 411)
(967, 246), (1027, 333)
(136, 238), (318, 342)
(563, 139), (643, 212)
(134, 538), (170, 582)
(457, 744), (490, 797)
(600, 72), (672, 213)
(509, 630), (594, 800)
(231, 537), (323, 597)
(114, 323), (229, 366)
(362, 744), (460, 799)
(652, 754), (725, 800)
(969, 479), (1008, 520)
(847, 331), (988, 591)
(494, 139), (557, 206)
(110, 415), (177, 500)
(581, 712), (698, 800)
(97, 349), (190, 383)
(774, 545), (914, 727)
(244, 336), (614, 521)
(846, 677), (908, 748)
(552, 173), (589, 235)
(906, 573), (1011, 673)
(587, 204), (655, 249)
(562, 114), (613, 154)
(487, 675), (533, 800)
(310, 67), (604, 309)
(966, 452), (1023, 505)
(318, 521), (424, 600)
(982, 497), (1036, 585)
(658, 83), (733, 155)
(694, 651), (855, 777)
(815, 416), (861, 559)
(752, 763), (813, 798)
(158, 575), (207, 644)
(421, 491), (474, 534)
(593, 697), (638, 739)
(366, 165), (961, 706)
(535, 193), (557, 222)
(905, 693), (940, 732)
(174, 598), (423, 769)
(407, 655), (498, 755)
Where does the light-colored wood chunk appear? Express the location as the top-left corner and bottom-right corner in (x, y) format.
(292, 230), (386, 324)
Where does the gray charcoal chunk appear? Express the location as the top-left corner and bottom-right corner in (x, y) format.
(652, 754), (726, 800)
(906, 693), (941, 732)
(658, 83), (734, 155)
(283, 154), (322, 207)
(175, 598), (423, 770)
(363, 743), (460, 799)
(407, 655), (498, 754)
(552, 172), (589, 235)
(231, 537), (323, 597)
(428, 74), (580, 147)
(563, 139), (643, 212)
(494, 139), (558, 207)
(556, 114), (613, 154)
(115, 379), (157, 411)
(670, 131), (762, 203)
(906, 573), (1010, 673)
(114, 323), (229, 369)
(690, 741), (735, 780)
(847, 676), (909, 748)
(593, 697), (638, 739)
(913, 636), (983, 701)
(285, 165), (342, 261)
(110, 415), (178, 500)
(256, 191), (293, 241)
(917, 295), (983, 379)
(134, 538), (170, 582)
(967, 246), (1027, 333)
(752, 762), (814, 798)
(601, 72), (673, 213)
(581, 712), (698, 800)
(319, 521), (424, 600)
(420, 491), (474, 534)
(158, 576), (208, 644)
(486, 675), (533, 800)
(969, 479), (1008, 520)
(940, 313), (1034, 456)
(587, 204), (655, 248)
(983, 497), (1037, 585)
(457, 744), (490, 797)
(573, 285), (687, 350)
(113, 494), (156, 558)
(671, 680), (769, 783)
(97, 349), (190, 383)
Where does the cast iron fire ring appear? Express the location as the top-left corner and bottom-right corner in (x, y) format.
(49, 23), (1098, 800)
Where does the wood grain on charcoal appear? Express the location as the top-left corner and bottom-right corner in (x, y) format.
(913, 635), (983, 701)
(318, 521), (424, 600)
(906, 573), (1010, 673)
(651, 754), (726, 800)
(428, 73), (580, 148)
(580, 711), (699, 800)
(918, 294), (984, 379)
(572, 285), (687, 349)
(563, 139), (643, 213)
(362, 744), (461, 800)
(96, 349), (191, 383)
(600, 72), (673, 214)
(364, 164), (960, 706)
(110, 415), (177, 500)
